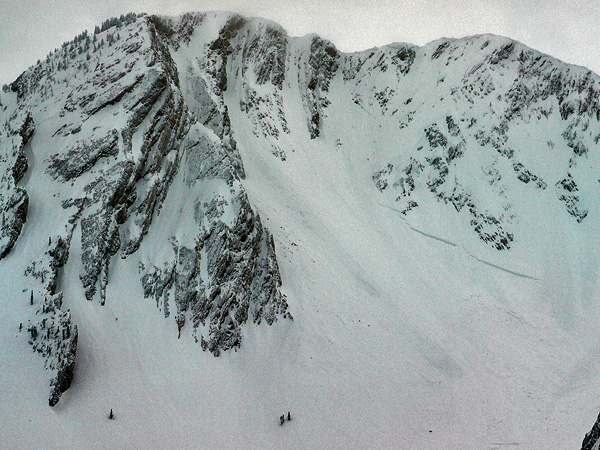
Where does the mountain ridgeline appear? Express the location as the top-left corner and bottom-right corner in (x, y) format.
(1, 12), (599, 446)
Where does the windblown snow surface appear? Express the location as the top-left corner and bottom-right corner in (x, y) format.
(2, 12), (600, 450)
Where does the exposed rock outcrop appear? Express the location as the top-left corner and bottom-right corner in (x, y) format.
(0, 109), (33, 258)
(25, 292), (78, 407)
(582, 412), (600, 450)
(3, 12), (294, 404)
(364, 35), (600, 250)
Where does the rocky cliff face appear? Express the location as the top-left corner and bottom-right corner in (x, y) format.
(1, 13), (294, 406)
(582, 412), (600, 450)
(0, 109), (33, 258)
(1, 12), (599, 432)
(352, 37), (600, 251)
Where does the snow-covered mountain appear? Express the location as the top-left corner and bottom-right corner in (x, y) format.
(1, 11), (600, 449)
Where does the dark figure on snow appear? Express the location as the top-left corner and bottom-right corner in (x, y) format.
(287, 411), (291, 421)
(109, 409), (114, 420)
(280, 415), (285, 425)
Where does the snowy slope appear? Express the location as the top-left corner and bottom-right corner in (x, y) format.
(1, 11), (600, 450)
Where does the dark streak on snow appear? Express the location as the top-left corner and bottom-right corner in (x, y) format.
(468, 255), (538, 281)
(377, 202), (458, 247)
(378, 202), (538, 280)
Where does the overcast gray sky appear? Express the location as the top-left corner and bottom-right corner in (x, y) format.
(1, 0), (599, 85)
